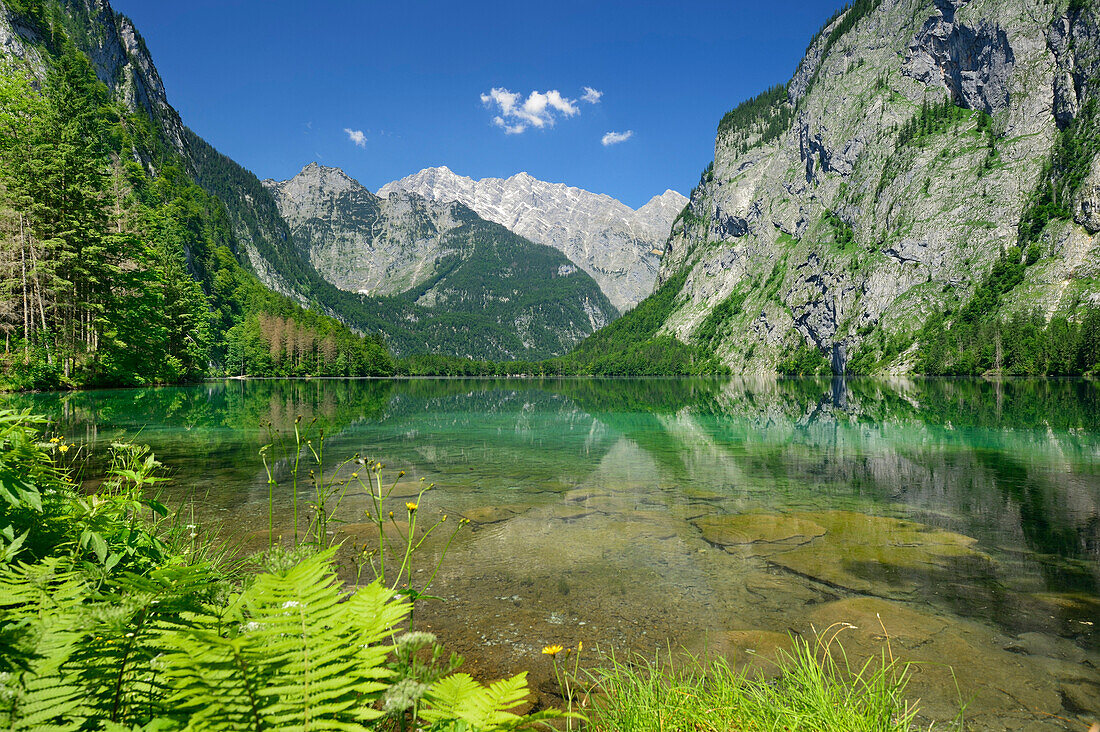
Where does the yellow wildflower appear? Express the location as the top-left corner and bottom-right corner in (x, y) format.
(58, 444), (70, 454)
(542, 644), (564, 656)
(406, 502), (418, 512)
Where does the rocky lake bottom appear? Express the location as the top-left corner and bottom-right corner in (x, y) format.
(6, 377), (1099, 730)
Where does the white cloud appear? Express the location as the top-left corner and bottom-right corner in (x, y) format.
(344, 128), (366, 147)
(480, 87), (582, 134)
(582, 86), (602, 104)
(601, 130), (634, 146)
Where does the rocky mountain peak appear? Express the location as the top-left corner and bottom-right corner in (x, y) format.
(379, 167), (686, 311)
(278, 162), (366, 197)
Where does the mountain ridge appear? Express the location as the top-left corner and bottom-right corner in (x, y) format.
(380, 166), (686, 311)
(264, 161), (619, 360)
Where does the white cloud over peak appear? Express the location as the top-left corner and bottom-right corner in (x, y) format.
(480, 87), (584, 134)
(582, 86), (602, 104)
(601, 130), (634, 146)
(344, 128), (366, 147)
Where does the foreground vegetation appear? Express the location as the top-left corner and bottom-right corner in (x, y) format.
(0, 407), (930, 730)
(591, 642), (918, 732)
(0, 408), (559, 730)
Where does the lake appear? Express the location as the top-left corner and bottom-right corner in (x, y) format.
(6, 377), (1099, 729)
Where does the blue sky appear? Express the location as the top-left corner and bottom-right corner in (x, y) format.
(112, 0), (842, 208)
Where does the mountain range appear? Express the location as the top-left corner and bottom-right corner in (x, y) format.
(379, 167), (685, 311)
(2, 0), (1099, 379)
(263, 163), (617, 359)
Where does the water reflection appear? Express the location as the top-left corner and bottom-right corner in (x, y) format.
(5, 377), (1100, 729)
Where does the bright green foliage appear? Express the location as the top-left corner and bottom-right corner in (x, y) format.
(823, 210), (855, 251)
(847, 327), (909, 374)
(716, 85), (794, 154)
(913, 246), (1100, 375)
(1018, 98), (1100, 245)
(547, 270), (727, 375)
(896, 99), (983, 148)
(421, 672), (563, 731)
(877, 100), (993, 200)
(591, 638), (919, 732)
(0, 409), (553, 731)
(692, 290), (748, 349)
(163, 551), (404, 730)
(778, 342), (833, 376)
(0, 32), (394, 387)
(0, 413), (175, 571)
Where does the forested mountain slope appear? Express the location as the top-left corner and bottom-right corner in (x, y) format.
(599, 0), (1100, 376)
(0, 0), (394, 386)
(0, 0), (616, 375)
(262, 164), (618, 360)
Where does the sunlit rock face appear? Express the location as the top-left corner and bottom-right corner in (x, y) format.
(265, 163), (618, 359)
(265, 163), (465, 296)
(656, 0), (1100, 374)
(380, 166), (686, 312)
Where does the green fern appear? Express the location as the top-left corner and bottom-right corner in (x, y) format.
(69, 563), (224, 725)
(161, 548), (406, 731)
(421, 671), (565, 731)
(0, 560), (90, 730)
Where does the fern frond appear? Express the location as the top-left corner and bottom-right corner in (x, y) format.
(421, 672), (535, 730)
(161, 549), (406, 731)
(69, 562), (224, 725)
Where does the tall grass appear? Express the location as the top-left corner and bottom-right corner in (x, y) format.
(590, 630), (920, 732)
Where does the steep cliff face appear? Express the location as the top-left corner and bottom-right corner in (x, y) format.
(380, 166), (686, 312)
(1, 0), (185, 158)
(0, 0), (318, 304)
(658, 0), (1100, 373)
(267, 164), (618, 360)
(265, 164), (464, 295)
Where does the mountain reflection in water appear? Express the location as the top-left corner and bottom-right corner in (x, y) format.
(7, 377), (1100, 730)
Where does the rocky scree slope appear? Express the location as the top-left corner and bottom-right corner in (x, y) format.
(266, 163), (618, 360)
(652, 0), (1100, 374)
(380, 166), (686, 312)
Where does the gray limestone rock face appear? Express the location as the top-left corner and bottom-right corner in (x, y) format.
(904, 0), (1016, 115)
(1, 0), (185, 158)
(1077, 155), (1100, 235)
(264, 163), (462, 296)
(657, 0), (1100, 375)
(1048, 1), (1100, 128)
(265, 163), (619, 359)
(379, 167), (685, 312)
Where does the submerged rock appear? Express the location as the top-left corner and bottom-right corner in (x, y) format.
(695, 512), (826, 548)
(696, 629), (797, 680)
(693, 509), (988, 598)
(765, 511), (988, 597)
(805, 597), (1070, 726)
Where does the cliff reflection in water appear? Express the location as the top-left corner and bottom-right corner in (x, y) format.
(6, 376), (1099, 644)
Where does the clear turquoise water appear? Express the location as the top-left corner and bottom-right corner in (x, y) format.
(6, 377), (1100, 728)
